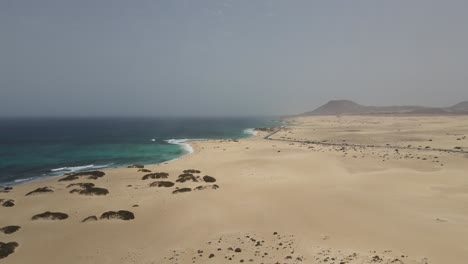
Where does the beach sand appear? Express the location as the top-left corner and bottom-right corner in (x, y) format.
(1, 115), (468, 263)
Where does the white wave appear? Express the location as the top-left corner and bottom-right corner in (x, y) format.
(9, 174), (56, 186)
(243, 128), (258, 137)
(50, 164), (111, 173)
(3, 164), (113, 186)
(50, 167), (67, 172)
(165, 139), (194, 154)
(13, 177), (34, 183)
(90, 164), (112, 170)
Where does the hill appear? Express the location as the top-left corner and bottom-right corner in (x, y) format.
(300, 100), (468, 116)
(448, 101), (468, 112)
(301, 100), (423, 116)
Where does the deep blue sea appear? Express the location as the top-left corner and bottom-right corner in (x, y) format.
(0, 117), (279, 185)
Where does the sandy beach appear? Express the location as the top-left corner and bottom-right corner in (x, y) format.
(1, 115), (468, 264)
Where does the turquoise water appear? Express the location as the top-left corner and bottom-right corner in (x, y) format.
(0, 117), (279, 185)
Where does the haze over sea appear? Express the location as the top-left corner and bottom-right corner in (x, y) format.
(0, 117), (279, 185)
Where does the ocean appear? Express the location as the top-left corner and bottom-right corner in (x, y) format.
(0, 117), (279, 185)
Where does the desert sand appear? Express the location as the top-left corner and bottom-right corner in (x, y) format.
(1, 115), (468, 264)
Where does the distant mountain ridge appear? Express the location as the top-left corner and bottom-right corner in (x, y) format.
(300, 100), (468, 116)
(449, 101), (468, 112)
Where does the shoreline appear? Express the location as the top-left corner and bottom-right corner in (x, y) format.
(1, 127), (267, 188)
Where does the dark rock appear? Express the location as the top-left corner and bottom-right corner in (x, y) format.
(58, 171), (105, 182)
(142, 172), (169, 180)
(2, 200), (15, 207)
(235, 248), (242, 253)
(0, 242), (19, 259)
(209, 253), (215, 258)
(25, 186), (54, 196)
(82, 216), (98, 223)
(128, 164), (144, 168)
(32, 211), (69, 220)
(183, 169), (201, 174)
(138, 168), (152, 173)
(203, 175), (216, 183)
(0, 226), (21, 235)
(149, 181), (175, 187)
(172, 188), (192, 194)
(100, 210), (135, 221)
(176, 173), (197, 183)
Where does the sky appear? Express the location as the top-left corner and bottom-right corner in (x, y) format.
(1, 0), (468, 117)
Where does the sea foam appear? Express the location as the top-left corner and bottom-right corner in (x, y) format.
(243, 128), (258, 137)
(165, 139), (194, 154)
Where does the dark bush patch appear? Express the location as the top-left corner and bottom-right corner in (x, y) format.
(172, 188), (192, 194)
(67, 182), (108, 196)
(149, 181), (175, 188)
(128, 164), (144, 168)
(70, 186), (109, 196)
(100, 210), (135, 221)
(183, 169), (201, 174)
(25, 187), (54, 196)
(203, 175), (216, 183)
(58, 171), (105, 182)
(0, 242), (19, 259)
(0, 187), (12, 193)
(32, 211), (68, 220)
(176, 173), (198, 183)
(194, 184), (219, 191)
(142, 172), (169, 180)
(0, 226), (21, 235)
(1, 200), (15, 207)
(82, 216), (98, 223)
(67, 183), (95, 189)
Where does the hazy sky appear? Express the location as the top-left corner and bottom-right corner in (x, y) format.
(1, 0), (468, 117)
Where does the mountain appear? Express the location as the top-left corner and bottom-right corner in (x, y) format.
(448, 101), (468, 112)
(300, 100), (468, 116)
(301, 100), (368, 115)
(301, 100), (424, 116)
